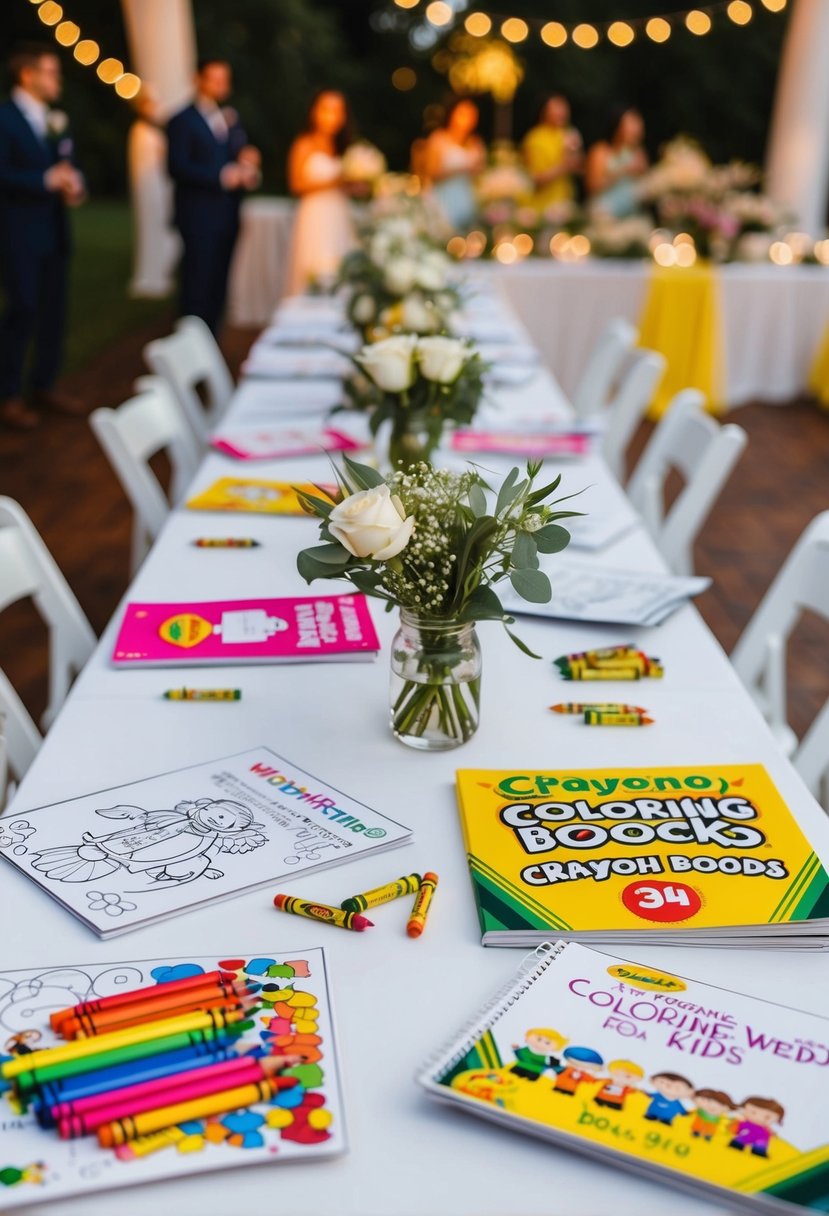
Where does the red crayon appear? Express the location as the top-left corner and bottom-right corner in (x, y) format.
(50, 970), (239, 1033)
(59, 981), (259, 1041)
(57, 1055), (297, 1139)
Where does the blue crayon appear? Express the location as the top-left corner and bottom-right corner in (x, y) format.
(33, 1041), (246, 1125)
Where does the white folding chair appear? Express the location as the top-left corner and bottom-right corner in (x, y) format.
(600, 349), (667, 482)
(731, 513), (829, 801)
(627, 390), (747, 577)
(0, 497), (96, 784)
(90, 377), (201, 573)
(144, 315), (234, 445)
(571, 317), (639, 419)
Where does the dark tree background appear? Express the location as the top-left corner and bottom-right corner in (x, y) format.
(2, 0), (789, 195)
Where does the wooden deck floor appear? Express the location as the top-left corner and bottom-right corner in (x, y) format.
(1, 321), (828, 749)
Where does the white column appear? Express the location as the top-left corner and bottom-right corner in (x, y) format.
(765, 0), (829, 235)
(120, 0), (197, 296)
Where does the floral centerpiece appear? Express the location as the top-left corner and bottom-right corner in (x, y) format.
(296, 457), (577, 749)
(342, 333), (487, 470)
(341, 140), (387, 196)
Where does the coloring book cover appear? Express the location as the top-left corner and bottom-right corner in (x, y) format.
(456, 765), (829, 939)
(423, 942), (829, 1212)
(0, 948), (344, 1208)
(451, 431), (591, 458)
(111, 595), (380, 666)
(185, 478), (335, 515)
(211, 428), (363, 461)
(0, 748), (412, 937)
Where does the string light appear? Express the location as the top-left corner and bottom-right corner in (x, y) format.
(392, 66), (417, 89)
(465, 12), (491, 36)
(21, 1), (141, 99)
(404, 0), (784, 50)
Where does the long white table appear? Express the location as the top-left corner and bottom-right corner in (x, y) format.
(8, 286), (829, 1216)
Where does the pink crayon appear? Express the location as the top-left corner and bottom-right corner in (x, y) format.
(56, 1054), (297, 1139)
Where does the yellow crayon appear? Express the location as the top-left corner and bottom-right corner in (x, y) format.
(98, 1078), (278, 1148)
(550, 703), (647, 715)
(559, 644), (638, 663)
(193, 538), (260, 548)
(163, 688), (241, 701)
(341, 873), (422, 913)
(1, 1007), (253, 1080)
(113, 1126), (187, 1160)
(584, 711), (654, 726)
(407, 872), (438, 939)
(273, 894), (373, 931)
(563, 667), (642, 681)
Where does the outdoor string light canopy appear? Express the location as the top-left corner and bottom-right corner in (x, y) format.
(397, 0), (788, 47)
(24, 0), (142, 99)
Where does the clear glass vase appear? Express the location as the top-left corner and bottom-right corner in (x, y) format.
(390, 610), (482, 750)
(387, 412), (439, 472)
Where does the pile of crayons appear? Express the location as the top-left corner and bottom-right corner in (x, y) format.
(550, 703), (654, 727)
(0, 970), (299, 1154)
(273, 872), (438, 939)
(555, 644), (664, 682)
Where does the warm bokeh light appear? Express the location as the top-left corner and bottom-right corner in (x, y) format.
(572, 23), (599, 49)
(54, 20), (80, 46)
(392, 66), (417, 90)
(73, 39), (99, 65)
(464, 12), (491, 36)
(514, 233), (534, 257)
(394, 0), (420, 8)
(28, 0), (45, 5)
(675, 243), (697, 267)
(115, 72), (141, 99)
(760, 0), (786, 9)
(37, 2), (63, 26)
(608, 21), (635, 47)
(466, 230), (487, 257)
(686, 10), (713, 34)
(550, 232), (570, 257)
(727, 1), (753, 24)
(570, 234), (591, 258)
(769, 241), (793, 266)
(645, 17), (672, 42)
(501, 17), (529, 43)
(654, 243), (678, 267)
(814, 240), (829, 266)
(425, 1), (452, 26)
(96, 57), (124, 84)
(673, 232), (695, 246)
(494, 241), (517, 265)
(540, 21), (567, 47)
(446, 235), (467, 258)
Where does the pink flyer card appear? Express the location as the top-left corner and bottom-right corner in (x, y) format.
(211, 428), (364, 460)
(451, 431), (592, 458)
(112, 594), (380, 666)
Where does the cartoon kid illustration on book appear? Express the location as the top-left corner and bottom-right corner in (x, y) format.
(593, 1061), (645, 1111)
(510, 1029), (567, 1081)
(728, 1098), (785, 1158)
(690, 1089), (736, 1141)
(553, 1047), (605, 1095)
(29, 800), (267, 889)
(643, 1072), (694, 1125)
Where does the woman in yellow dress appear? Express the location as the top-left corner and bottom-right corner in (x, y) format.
(521, 95), (583, 213)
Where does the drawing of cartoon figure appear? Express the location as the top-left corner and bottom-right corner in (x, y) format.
(728, 1096), (785, 1158)
(593, 1060), (644, 1110)
(690, 1089), (735, 1141)
(553, 1046), (605, 1095)
(510, 1028), (568, 1081)
(643, 1072), (694, 1125)
(29, 800), (267, 888)
(3, 1030), (41, 1057)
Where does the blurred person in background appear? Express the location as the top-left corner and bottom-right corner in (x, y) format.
(522, 95), (583, 213)
(422, 97), (486, 231)
(586, 105), (649, 218)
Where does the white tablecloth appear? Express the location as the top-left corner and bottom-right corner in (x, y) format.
(228, 198), (829, 407)
(9, 287), (829, 1216)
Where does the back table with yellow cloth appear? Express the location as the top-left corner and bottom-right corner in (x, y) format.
(637, 262), (725, 418)
(809, 325), (829, 408)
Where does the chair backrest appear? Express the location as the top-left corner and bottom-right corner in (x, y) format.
(627, 391), (747, 576)
(144, 315), (234, 444)
(731, 513), (829, 783)
(571, 318), (639, 419)
(90, 378), (200, 572)
(0, 497), (96, 772)
(0, 671), (40, 787)
(600, 349), (667, 482)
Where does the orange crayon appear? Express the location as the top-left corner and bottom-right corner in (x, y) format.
(407, 872), (438, 939)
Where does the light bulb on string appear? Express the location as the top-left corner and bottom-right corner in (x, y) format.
(501, 17), (528, 43)
(425, 1), (452, 26)
(608, 21), (635, 47)
(37, 2), (63, 26)
(54, 20), (80, 46)
(96, 57), (124, 84)
(540, 22), (567, 47)
(464, 12), (491, 36)
(74, 39), (99, 66)
(645, 17), (671, 42)
(686, 10), (713, 35)
(572, 23), (599, 49)
(115, 73), (141, 100)
(727, 1), (753, 24)
(760, 0), (786, 9)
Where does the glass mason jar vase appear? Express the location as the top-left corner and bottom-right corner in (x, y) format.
(387, 410), (439, 472)
(389, 610), (482, 750)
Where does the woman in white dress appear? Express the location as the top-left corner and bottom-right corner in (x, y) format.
(586, 107), (649, 219)
(422, 98), (486, 232)
(286, 90), (357, 295)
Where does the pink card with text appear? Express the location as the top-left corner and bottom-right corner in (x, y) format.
(451, 431), (591, 458)
(112, 595), (380, 666)
(211, 428), (363, 460)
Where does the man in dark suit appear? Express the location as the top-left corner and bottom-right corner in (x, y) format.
(167, 59), (260, 335)
(0, 44), (86, 430)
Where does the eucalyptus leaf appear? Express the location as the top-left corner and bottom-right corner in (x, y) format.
(512, 532), (539, 569)
(342, 453), (386, 490)
(504, 625), (543, 660)
(495, 466), (520, 515)
(303, 542), (352, 565)
(534, 524), (571, 554)
(509, 567), (552, 603)
(468, 483), (488, 517)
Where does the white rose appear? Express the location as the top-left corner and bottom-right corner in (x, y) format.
(401, 294), (438, 334)
(356, 334), (417, 392)
(328, 484), (415, 561)
(416, 251), (450, 291)
(417, 335), (470, 384)
(384, 257), (418, 295)
(351, 294), (376, 324)
(370, 232), (392, 262)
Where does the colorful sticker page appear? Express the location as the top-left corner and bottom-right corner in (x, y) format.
(185, 478), (335, 516)
(0, 948), (344, 1209)
(0, 747), (412, 937)
(421, 941), (829, 1214)
(111, 595), (380, 666)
